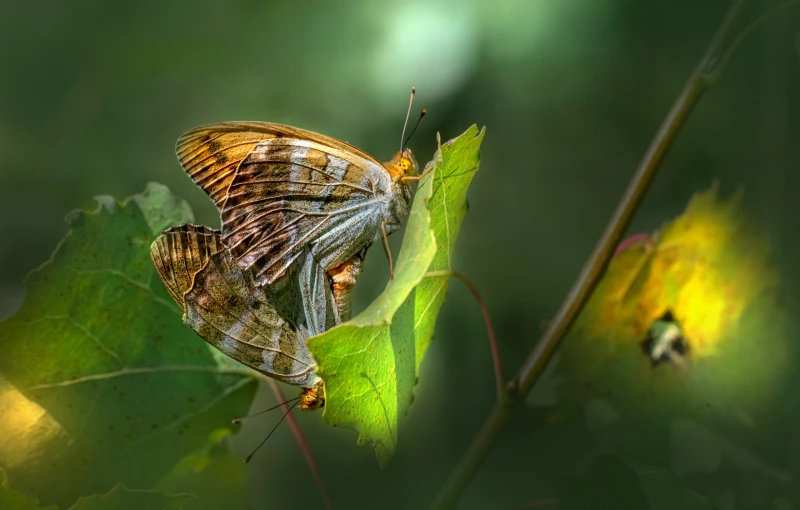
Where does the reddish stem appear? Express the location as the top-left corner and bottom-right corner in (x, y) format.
(613, 232), (652, 257)
(426, 270), (504, 398)
(263, 377), (334, 510)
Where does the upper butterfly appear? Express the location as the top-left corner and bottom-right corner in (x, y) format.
(175, 106), (423, 292)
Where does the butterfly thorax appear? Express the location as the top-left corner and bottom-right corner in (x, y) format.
(382, 149), (417, 232)
(298, 381), (325, 410)
(384, 149), (418, 180)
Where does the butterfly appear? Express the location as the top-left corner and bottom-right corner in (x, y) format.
(151, 90), (425, 410)
(174, 90), (427, 330)
(150, 224), (324, 409)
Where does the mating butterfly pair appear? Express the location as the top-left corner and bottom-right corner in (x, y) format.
(150, 100), (424, 410)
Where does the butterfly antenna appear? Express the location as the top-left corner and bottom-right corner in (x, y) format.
(244, 400), (299, 463)
(399, 87), (416, 152)
(232, 397), (300, 424)
(402, 109), (426, 150)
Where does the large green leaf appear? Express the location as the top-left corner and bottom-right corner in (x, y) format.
(0, 183), (257, 508)
(307, 125), (485, 465)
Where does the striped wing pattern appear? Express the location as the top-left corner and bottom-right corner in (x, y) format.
(176, 122), (391, 286)
(150, 223), (224, 308)
(150, 224), (320, 387)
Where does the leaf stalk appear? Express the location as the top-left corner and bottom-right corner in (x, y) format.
(425, 270), (505, 399)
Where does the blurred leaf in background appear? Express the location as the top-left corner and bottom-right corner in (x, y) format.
(67, 484), (193, 510)
(155, 429), (250, 510)
(0, 183), (256, 508)
(560, 454), (715, 510)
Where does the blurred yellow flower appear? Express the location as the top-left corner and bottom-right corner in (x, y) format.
(560, 186), (792, 425)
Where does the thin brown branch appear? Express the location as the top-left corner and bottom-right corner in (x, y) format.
(706, 0), (800, 83)
(426, 270), (505, 397)
(263, 377), (334, 510)
(430, 1), (751, 508)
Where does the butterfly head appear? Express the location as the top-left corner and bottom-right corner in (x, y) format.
(386, 149), (419, 181)
(298, 380), (325, 410)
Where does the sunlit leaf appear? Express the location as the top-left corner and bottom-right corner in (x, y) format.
(0, 183), (257, 508)
(307, 125), (485, 465)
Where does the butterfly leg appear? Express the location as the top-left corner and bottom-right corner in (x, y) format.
(327, 249), (365, 322)
(403, 167), (434, 182)
(380, 221), (397, 280)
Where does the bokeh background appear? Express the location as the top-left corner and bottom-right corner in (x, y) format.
(1, 0), (799, 508)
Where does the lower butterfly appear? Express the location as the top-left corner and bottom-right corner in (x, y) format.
(150, 224), (327, 409)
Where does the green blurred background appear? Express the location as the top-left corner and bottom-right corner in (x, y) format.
(1, 0), (799, 508)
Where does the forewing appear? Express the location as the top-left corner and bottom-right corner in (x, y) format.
(150, 224), (224, 309)
(176, 122), (389, 286)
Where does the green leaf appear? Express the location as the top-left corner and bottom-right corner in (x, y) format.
(155, 429), (249, 510)
(414, 127), (484, 368)
(0, 183), (257, 508)
(67, 484), (194, 510)
(0, 467), (47, 510)
(307, 125), (485, 465)
(560, 454), (714, 510)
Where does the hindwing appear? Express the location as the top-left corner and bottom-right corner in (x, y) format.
(150, 223), (224, 308)
(150, 224), (320, 387)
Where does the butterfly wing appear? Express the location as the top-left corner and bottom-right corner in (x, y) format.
(150, 223), (224, 309)
(176, 122), (392, 286)
(150, 224), (320, 387)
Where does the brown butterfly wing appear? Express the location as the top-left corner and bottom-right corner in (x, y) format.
(150, 224), (320, 387)
(176, 121), (380, 205)
(150, 224), (224, 309)
(176, 122), (391, 286)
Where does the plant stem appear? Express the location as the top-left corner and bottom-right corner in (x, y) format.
(263, 377), (334, 510)
(706, 0), (800, 83)
(430, 1), (751, 507)
(426, 270), (505, 398)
